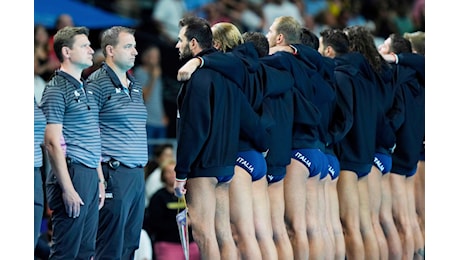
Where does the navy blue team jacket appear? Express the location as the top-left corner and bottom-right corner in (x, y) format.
(332, 52), (379, 173)
(390, 53), (425, 175)
(175, 48), (268, 180)
(260, 51), (322, 150)
(201, 42), (295, 176)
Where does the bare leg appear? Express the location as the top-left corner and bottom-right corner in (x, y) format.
(368, 166), (389, 259)
(268, 180), (293, 260)
(380, 173), (403, 260)
(357, 174), (380, 260)
(326, 176), (346, 260)
(406, 175), (424, 260)
(187, 177), (221, 260)
(414, 160), (425, 240)
(390, 173), (414, 260)
(284, 159), (309, 260)
(215, 181), (239, 260)
(320, 176), (335, 260)
(252, 177), (278, 260)
(305, 174), (326, 260)
(229, 167), (262, 260)
(337, 170), (365, 260)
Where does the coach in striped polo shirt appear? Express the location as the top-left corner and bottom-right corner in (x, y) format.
(41, 26), (105, 259)
(87, 26), (148, 260)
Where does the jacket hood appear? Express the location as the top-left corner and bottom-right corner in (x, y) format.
(231, 42), (260, 73)
(335, 52), (375, 82)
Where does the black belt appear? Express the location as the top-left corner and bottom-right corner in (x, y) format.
(102, 159), (142, 170)
(66, 157), (84, 167)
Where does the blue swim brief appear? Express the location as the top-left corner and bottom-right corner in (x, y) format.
(216, 175), (233, 183)
(325, 153), (340, 180)
(235, 150), (267, 181)
(373, 152), (392, 175)
(291, 148), (325, 178)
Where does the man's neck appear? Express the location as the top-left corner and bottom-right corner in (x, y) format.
(59, 63), (84, 83)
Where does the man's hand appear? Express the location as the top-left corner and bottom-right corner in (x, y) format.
(382, 53), (397, 63)
(174, 179), (187, 198)
(62, 188), (84, 218)
(177, 58), (201, 81)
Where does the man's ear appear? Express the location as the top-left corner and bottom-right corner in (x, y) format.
(62, 46), (71, 59)
(213, 40), (221, 50)
(276, 33), (284, 45)
(105, 45), (114, 57)
(325, 46), (335, 57)
(189, 38), (198, 51)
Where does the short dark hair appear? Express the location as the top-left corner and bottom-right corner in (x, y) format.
(274, 16), (301, 45)
(300, 27), (319, 50)
(53, 26), (90, 62)
(242, 32), (269, 57)
(320, 28), (349, 55)
(179, 16), (213, 49)
(100, 26), (136, 57)
(390, 33), (412, 54)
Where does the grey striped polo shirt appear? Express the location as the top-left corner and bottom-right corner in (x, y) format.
(87, 63), (148, 168)
(40, 71), (101, 168)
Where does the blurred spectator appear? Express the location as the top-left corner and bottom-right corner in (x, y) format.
(34, 24), (60, 82)
(134, 18), (183, 139)
(303, 0), (328, 17)
(262, 0), (304, 34)
(151, 0), (187, 43)
(144, 159), (201, 260)
(144, 143), (175, 208)
(411, 0), (425, 31)
(337, 2), (370, 29)
(134, 45), (169, 160)
(218, 0), (264, 32)
(370, 1), (397, 39)
(34, 47), (47, 104)
(113, 0), (141, 18)
(47, 14), (74, 78)
(184, 0), (215, 14)
(134, 229), (153, 260)
(312, 9), (338, 35)
(202, 2), (232, 26)
(391, 3), (415, 35)
(83, 0), (140, 18)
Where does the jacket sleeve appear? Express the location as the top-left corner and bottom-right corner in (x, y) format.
(327, 71), (354, 145)
(202, 52), (246, 88)
(238, 89), (271, 152)
(397, 53), (425, 79)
